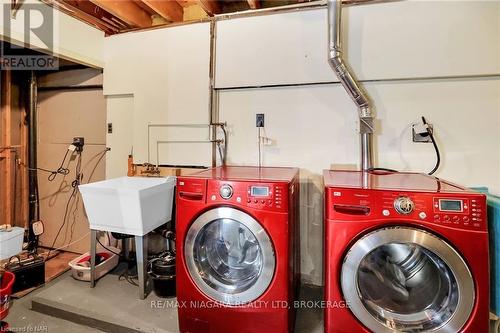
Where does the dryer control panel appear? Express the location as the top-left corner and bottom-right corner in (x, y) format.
(325, 187), (487, 232)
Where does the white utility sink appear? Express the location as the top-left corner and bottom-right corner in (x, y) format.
(79, 176), (176, 236)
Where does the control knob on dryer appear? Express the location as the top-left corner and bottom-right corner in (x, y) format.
(219, 184), (234, 199)
(394, 197), (415, 215)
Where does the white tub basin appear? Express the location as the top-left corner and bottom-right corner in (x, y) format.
(79, 176), (176, 236)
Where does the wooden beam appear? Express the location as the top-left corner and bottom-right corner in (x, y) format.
(1, 70), (13, 227)
(90, 0), (152, 28)
(177, 0), (197, 8)
(41, 0), (120, 34)
(60, 0), (124, 32)
(247, 0), (261, 10)
(197, 0), (220, 16)
(141, 0), (183, 22)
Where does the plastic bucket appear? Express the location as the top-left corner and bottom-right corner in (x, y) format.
(0, 271), (15, 321)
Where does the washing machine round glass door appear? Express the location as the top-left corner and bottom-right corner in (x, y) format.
(341, 226), (475, 333)
(184, 207), (275, 305)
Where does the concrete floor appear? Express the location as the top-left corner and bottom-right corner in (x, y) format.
(7, 271), (498, 333)
(5, 269), (323, 333)
(7, 274), (105, 333)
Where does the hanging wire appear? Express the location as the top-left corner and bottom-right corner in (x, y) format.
(45, 152), (82, 260)
(258, 127), (262, 168)
(29, 149), (71, 181)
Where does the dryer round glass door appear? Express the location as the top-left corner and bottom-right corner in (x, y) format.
(341, 226), (474, 333)
(184, 207), (275, 305)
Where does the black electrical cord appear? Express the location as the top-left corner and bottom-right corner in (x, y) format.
(96, 237), (122, 257)
(44, 148), (110, 259)
(96, 236), (138, 287)
(366, 116), (441, 175)
(29, 149), (71, 181)
(119, 269), (139, 287)
(422, 116), (441, 175)
(367, 167), (399, 173)
(45, 152), (82, 260)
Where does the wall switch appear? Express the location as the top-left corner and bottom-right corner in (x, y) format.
(256, 114), (265, 127)
(107, 123), (113, 134)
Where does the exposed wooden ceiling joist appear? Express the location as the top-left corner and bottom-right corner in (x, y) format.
(89, 0), (152, 28)
(41, 0), (121, 34)
(177, 0), (198, 7)
(197, 0), (221, 16)
(247, 0), (261, 10)
(141, 0), (184, 22)
(50, 0), (383, 35)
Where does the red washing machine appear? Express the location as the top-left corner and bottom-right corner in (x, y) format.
(176, 166), (300, 333)
(324, 170), (489, 333)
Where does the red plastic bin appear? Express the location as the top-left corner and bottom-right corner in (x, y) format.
(0, 271), (15, 321)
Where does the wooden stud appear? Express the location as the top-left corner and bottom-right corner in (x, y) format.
(141, 0), (183, 22)
(1, 70), (13, 226)
(89, 0), (152, 28)
(197, 0), (221, 16)
(247, 0), (261, 10)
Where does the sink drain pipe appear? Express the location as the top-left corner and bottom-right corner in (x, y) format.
(328, 0), (374, 171)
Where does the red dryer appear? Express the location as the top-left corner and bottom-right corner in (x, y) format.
(324, 170), (489, 333)
(176, 166), (300, 333)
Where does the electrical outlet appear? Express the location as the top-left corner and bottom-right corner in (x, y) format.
(107, 123), (113, 134)
(32, 221), (44, 236)
(73, 137), (85, 152)
(412, 123), (433, 143)
(256, 114), (265, 127)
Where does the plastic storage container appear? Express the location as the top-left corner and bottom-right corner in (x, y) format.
(79, 176), (176, 236)
(0, 227), (24, 260)
(69, 246), (120, 282)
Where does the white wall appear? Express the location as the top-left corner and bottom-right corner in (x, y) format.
(103, 23), (212, 174)
(0, 0), (104, 67)
(216, 2), (500, 285)
(216, 0), (500, 87)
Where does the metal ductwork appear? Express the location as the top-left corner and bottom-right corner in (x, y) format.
(328, 0), (374, 171)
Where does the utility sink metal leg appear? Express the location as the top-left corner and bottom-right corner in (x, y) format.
(135, 235), (148, 300)
(90, 229), (97, 288)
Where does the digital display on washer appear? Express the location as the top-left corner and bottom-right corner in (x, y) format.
(251, 186), (270, 197)
(439, 199), (463, 212)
